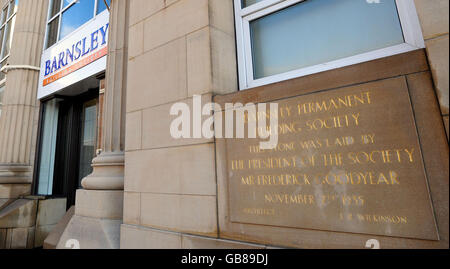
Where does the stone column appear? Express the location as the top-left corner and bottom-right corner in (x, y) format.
(81, 0), (128, 191)
(0, 0), (49, 201)
(57, 0), (129, 249)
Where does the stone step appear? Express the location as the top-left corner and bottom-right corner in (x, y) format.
(43, 206), (75, 249)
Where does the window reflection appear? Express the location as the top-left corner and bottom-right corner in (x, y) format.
(59, 0), (95, 40)
(63, 0), (73, 9)
(46, 18), (59, 48)
(46, 0), (108, 48)
(0, 28), (4, 55)
(249, 0), (405, 79)
(78, 99), (97, 187)
(2, 19), (12, 57)
(97, 0), (110, 14)
(37, 99), (60, 196)
(0, 0), (17, 60)
(6, 0), (14, 17)
(49, 0), (61, 18)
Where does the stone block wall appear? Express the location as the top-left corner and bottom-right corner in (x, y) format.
(415, 0), (449, 140)
(121, 0), (449, 249)
(0, 198), (66, 249)
(121, 0), (267, 248)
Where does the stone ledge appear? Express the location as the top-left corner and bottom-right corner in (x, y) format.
(120, 224), (270, 249)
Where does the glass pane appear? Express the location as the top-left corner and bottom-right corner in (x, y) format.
(250, 0), (405, 79)
(63, 0), (73, 9)
(45, 17), (59, 48)
(1, 20), (12, 58)
(242, 0), (264, 8)
(78, 99), (97, 187)
(37, 99), (60, 196)
(59, 0), (95, 40)
(11, 0), (18, 17)
(0, 27), (5, 57)
(96, 0), (110, 14)
(49, 0), (62, 18)
(1, 7), (7, 25)
(0, 85), (4, 118)
(7, 0), (14, 18)
(0, 60), (5, 81)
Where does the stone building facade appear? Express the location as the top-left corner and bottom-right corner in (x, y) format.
(0, 0), (448, 249)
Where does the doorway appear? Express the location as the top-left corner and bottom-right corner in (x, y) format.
(34, 88), (100, 208)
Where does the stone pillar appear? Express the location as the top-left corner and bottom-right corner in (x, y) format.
(81, 0), (128, 191)
(57, 0), (129, 249)
(414, 0), (449, 140)
(0, 0), (49, 200)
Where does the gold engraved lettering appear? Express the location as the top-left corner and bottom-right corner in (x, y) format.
(297, 92), (372, 115)
(264, 193), (316, 205)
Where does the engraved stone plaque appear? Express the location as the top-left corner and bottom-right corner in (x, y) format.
(225, 77), (439, 240)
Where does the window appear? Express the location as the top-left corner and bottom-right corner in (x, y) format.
(45, 0), (110, 49)
(36, 99), (60, 196)
(0, 0), (18, 82)
(234, 0), (424, 89)
(77, 99), (98, 187)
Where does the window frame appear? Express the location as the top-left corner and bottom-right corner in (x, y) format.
(0, 0), (18, 83)
(234, 0), (425, 90)
(44, 0), (108, 50)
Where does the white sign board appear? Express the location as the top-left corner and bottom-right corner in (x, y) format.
(37, 10), (109, 99)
